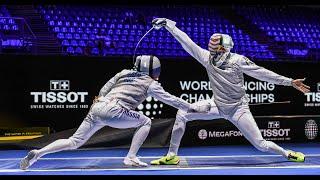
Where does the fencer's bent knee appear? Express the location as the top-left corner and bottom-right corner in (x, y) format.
(174, 111), (187, 131)
(176, 110), (188, 122)
(142, 118), (152, 127)
(68, 137), (86, 149)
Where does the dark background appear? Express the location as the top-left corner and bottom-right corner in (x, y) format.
(0, 54), (319, 133)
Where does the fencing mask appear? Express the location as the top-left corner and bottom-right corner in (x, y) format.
(134, 55), (161, 80)
(208, 33), (234, 67)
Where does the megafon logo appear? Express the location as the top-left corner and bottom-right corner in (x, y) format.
(304, 83), (320, 107)
(198, 129), (208, 140)
(30, 80), (89, 109)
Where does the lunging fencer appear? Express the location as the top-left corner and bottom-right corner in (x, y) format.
(20, 55), (210, 170)
(150, 18), (310, 165)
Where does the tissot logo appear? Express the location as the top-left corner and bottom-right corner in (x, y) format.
(29, 80), (89, 109)
(50, 80), (70, 91)
(268, 121), (280, 128)
(304, 83), (320, 107)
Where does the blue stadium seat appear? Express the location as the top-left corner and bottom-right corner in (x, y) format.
(62, 40), (69, 46)
(11, 25), (18, 31)
(75, 47), (83, 54)
(69, 27), (75, 33)
(53, 27), (60, 32)
(35, 5), (318, 59)
(81, 34), (88, 40)
(66, 46), (74, 54)
(91, 47), (99, 55)
(76, 27), (83, 33)
(74, 33), (80, 39)
(61, 27), (67, 33)
(57, 33), (64, 39)
(66, 33), (72, 39)
(49, 20), (55, 26)
(79, 40), (86, 47)
(71, 40), (78, 46)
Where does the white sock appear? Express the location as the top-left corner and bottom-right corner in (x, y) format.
(168, 152), (176, 157)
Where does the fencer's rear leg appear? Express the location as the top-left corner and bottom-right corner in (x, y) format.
(232, 109), (304, 162)
(20, 113), (104, 170)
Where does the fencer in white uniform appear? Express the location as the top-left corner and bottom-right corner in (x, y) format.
(150, 18), (310, 165)
(20, 55), (210, 170)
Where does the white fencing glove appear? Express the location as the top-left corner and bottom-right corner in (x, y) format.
(152, 18), (176, 30)
(187, 102), (211, 113)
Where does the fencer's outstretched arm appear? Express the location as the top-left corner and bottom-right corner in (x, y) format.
(147, 81), (210, 113)
(98, 72), (121, 97)
(155, 19), (210, 67)
(238, 56), (311, 93)
(238, 56), (293, 86)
